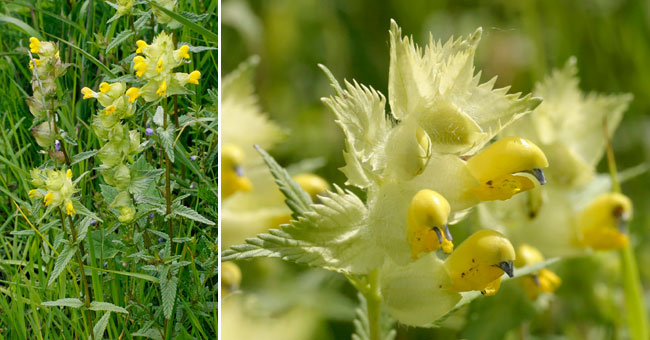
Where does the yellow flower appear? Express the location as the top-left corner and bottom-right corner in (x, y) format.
(579, 192), (632, 250)
(156, 80), (167, 97)
(188, 70), (201, 85)
(29, 37), (41, 53)
(125, 87), (140, 103)
(136, 40), (148, 54)
(221, 144), (253, 199)
(515, 244), (561, 300)
(466, 137), (548, 201)
(104, 105), (116, 115)
(29, 59), (41, 70)
(293, 173), (330, 202)
(407, 189), (453, 258)
(28, 189), (42, 199)
(81, 87), (97, 100)
(66, 169), (72, 179)
(444, 229), (515, 296)
(156, 58), (164, 73)
(99, 82), (111, 93)
(65, 201), (76, 215)
(176, 45), (190, 59)
(134, 61), (148, 77)
(44, 192), (54, 206)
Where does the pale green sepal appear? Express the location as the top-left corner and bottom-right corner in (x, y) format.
(379, 253), (461, 327)
(368, 153), (479, 265)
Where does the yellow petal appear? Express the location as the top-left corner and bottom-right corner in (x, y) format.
(156, 81), (167, 97)
(125, 87), (140, 103)
(136, 40), (148, 54)
(105, 105), (116, 115)
(178, 45), (190, 59)
(66, 201), (76, 216)
(66, 169), (72, 179)
(81, 87), (97, 100)
(188, 70), (201, 85)
(156, 58), (164, 73)
(99, 82), (111, 93)
(44, 192), (54, 206)
(29, 37), (41, 53)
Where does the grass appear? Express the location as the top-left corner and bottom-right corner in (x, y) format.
(0, 0), (218, 339)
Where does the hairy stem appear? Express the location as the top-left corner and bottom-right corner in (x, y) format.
(604, 120), (649, 340)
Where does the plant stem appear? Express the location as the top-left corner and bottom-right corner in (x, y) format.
(603, 120), (649, 340)
(163, 99), (173, 243)
(61, 210), (95, 340)
(364, 269), (381, 340)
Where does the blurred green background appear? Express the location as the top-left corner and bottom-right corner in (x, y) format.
(222, 0), (650, 339)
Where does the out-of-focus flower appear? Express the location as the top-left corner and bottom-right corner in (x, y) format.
(515, 244), (561, 300)
(478, 58), (633, 257)
(221, 57), (287, 248)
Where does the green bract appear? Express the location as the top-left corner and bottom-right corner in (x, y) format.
(224, 21), (546, 326)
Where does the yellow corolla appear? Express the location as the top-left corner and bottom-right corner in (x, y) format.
(466, 137), (548, 201)
(221, 261), (242, 296)
(406, 189), (452, 259)
(293, 173), (330, 202)
(515, 244), (561, 300)
(222, 144), (253, 199)
(579, 192), (632, 250)
(445, 229), (515, 296)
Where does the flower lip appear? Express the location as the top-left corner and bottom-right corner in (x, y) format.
(234, 165), (245, 177)
(525, 168), (546, 185)
(496, 260), (514, 278)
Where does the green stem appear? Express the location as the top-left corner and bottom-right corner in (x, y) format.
(604, 120), (648, 340)
(163, 99), (173, 243)
(365, 270), (381, 340)
(61, 210), (95, 340)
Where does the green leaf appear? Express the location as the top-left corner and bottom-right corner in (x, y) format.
(89, 301), (128, 314)
(0, 15), (42, 40)
(159, 265), (178, 320)
(72, 200), (103, 223)
(71, 151), (98, 165)
(129, 158), (164, 195)
(41, 298), (83, 309)
(148, 1), (218, 44)
(131, 327), (163, 339)
(92, 312), (112, 340)
(48, 245), (76, 286)
(75, 216), (93, 244)
(106, 29), (134, 54)
(170, 203), (214, 225)
(255, 145), (312, 218)
(156, 125), (175, 163)
(223, 186), (383, 274)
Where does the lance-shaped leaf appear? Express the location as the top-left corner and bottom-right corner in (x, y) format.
(41, 298), (83, 308)
(321, 65), (392, 188)
(48, 244), (76, 286)
(223, 185), (383, 274)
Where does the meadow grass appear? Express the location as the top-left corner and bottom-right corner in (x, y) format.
(0, 1), (218, 339)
